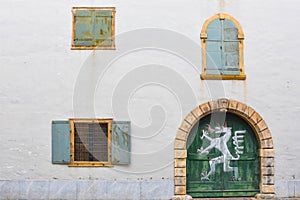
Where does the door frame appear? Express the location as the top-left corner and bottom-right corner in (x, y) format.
(173, 99), (274, 199)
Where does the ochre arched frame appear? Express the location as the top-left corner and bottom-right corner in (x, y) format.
(173, 99), (275, 200)
(200, 13), (246, 80)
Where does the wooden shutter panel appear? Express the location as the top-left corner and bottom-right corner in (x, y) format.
(206, 41), (222, 74)
(206, 19), (222, 75)
(111, 121), (131, 165)
(223, 19), (239, 75)
(74, 10), (94, 47)
(52, 120), (70, 164)
(94, 10), (113, 47)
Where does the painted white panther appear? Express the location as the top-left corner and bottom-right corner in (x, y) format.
(197, 124), (245, 180)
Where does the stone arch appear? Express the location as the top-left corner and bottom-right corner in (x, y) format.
(174, 99), (274, 199)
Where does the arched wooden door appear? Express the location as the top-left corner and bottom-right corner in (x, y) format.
(186, 112), (260, 197)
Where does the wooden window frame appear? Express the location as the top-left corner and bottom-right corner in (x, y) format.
(71, 7), (116, 50)
(69, 118), (113, 167)
(200, 13), (246, 80)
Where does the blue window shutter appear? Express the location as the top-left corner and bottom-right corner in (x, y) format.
(111, 121), (131, 165)
(206, 19), (222, 74)
(52, 120), (70, 164)
(74, 10), (94, 47)
(223, 19), (239, 75)
(207, 19), (222, 40)
(94, 10), (113, 46)
(206, 18), (240, 75)
(223, 19), (238, 40)
(206, 41), (222, 74)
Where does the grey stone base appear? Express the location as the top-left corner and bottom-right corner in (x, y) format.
(0, 180), (174, 200)
(2, 179), (300, 199)
(276, 180), (300, 198)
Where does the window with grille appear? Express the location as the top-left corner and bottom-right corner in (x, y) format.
(74, 122), (108, 162)
(200, 13), (246, 80)
(70, 119), (112, 166)
(71, 7), (116, 50)
(51, 119), (131, 167)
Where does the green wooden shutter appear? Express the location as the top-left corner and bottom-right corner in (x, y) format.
(52, 120), (70, 164)
(223, 19), (239, 75)
(206, 19), (222, 75)
(74, 9), (113, 48)
(74, 10), (94, 47)
(111, 121), (131, 165)
(94, 10), (113, 47)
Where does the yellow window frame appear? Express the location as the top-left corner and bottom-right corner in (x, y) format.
(69, 118), (113, 167)
(71, 7), (116, 50)
(200, 13), (246, 80)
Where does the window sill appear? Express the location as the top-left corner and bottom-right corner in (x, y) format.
(71, 46), (116, 50)
(68, 162), (113, 167)
(200, 74), (246, 80)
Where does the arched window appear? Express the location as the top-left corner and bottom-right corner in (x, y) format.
(200, 14), (246, 80)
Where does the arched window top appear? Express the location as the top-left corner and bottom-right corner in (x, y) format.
(207, 19), (237, 40)
(200, 14), (246, 80)
(201, 13), (244, 40)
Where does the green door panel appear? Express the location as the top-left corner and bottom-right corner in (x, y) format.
(186, 112), (259, 198)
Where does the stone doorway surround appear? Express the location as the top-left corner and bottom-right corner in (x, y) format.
(173, 99), (275, 200)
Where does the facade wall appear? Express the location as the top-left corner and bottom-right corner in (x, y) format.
(0, 0), (300, 198)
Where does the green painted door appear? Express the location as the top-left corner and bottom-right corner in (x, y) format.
(186, 112), (259, 198)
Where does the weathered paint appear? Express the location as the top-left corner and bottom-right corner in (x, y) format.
(186, 113), (259, 197)
(72, 7), (115, 49)
(111, 121), (131, 165)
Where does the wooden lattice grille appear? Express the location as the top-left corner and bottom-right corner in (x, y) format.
(74, 122), (108, 162)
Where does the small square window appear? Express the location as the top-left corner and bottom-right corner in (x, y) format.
(71, 7), (116, 50)
(70, 119), (113, 166)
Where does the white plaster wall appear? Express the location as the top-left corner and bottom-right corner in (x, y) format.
(0, 0), (300, 196)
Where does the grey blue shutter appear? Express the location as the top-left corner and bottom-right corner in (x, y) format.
(94, 10), (113, 47)
(52, 120), (70, 164)
(206, 19), (222, 75)
(74, 10), (94, 47)
(111, 121), (131, 165)
(223, 19), (239, 75)
(206, 19), (240, 75)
